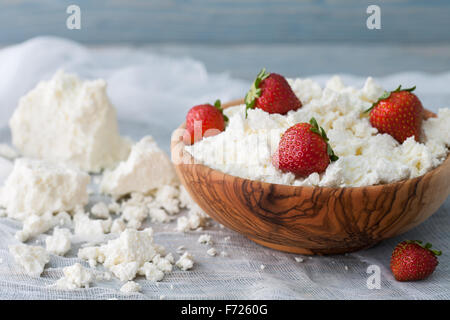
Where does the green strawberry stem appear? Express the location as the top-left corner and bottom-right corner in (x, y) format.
(365, 85), (416, 113)
(214, 99), (229, 122)
(245, 68), (270, 118)
(309, 117), (339, 162)
(406, 240), (442, 256)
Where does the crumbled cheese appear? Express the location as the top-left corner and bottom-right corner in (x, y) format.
(176, 252), (194, 271)
(0, 158), (90, 221)
(91, 202), (110, 219)
(101, 136), (178, 197)
(78, 228), (164, 282)
(55, 263), (94, 289)
(9, 70), (130, 172)
(152, 254), (173, 273)
(9, 244), (49, 277)
(45, 227), (71, 256)
(15, 211), (72, 242)
(198, 234), (213, 245)
(206, 248), (217, 257)
(185, 76), (450, 187)
(73, 211), (111, 239)
(294, 257), (304, 263)
(176, 203), (209, 232)
(120, 281), (141, 293)
(151, 185), (181, 215)
(260, 264), (266, 270)
(121, 204), (148, 227)
(138, 262), (165, 282)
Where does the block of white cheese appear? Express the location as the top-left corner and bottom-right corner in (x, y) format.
(9, 70), (130, 172)
(9, 244), (49, 277)
(0, 158), (90, 221)
(101, 136), (178, 197)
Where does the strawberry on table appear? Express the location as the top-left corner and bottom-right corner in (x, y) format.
(184, 100), (228, 145)
(272, 118), (338, 177)
(390, 240), (441, 282)
(366, 85), (424, 143)
(245, 68), (302, 116)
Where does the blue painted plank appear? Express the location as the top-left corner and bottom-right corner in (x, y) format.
(0, 0), (449, 44)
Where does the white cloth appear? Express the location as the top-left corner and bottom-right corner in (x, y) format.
(0, 37), (449, 300)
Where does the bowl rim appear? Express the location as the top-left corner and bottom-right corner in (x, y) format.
(171, 99), (450, 191)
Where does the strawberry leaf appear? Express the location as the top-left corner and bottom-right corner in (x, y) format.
(245, 68), (270, 118)
(364, 85), (416, 113)
(405, 240), (442, 256)
(363, 85), (416, 113)
(309, 117), (339, 162)
(214, 99), (229, 122)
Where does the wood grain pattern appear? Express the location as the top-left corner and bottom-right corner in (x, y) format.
(2, 0), (450, 44)
(171, 101), (450, 255)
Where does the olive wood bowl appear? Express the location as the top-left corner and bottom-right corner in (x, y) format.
(171, 99), (450, 255)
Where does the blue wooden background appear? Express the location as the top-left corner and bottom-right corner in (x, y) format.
(0, 0), (450, 44)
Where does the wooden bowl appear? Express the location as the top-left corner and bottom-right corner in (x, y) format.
(171, 100), (450, 255)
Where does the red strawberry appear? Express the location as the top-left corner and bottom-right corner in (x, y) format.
(367, 85), (424, 143)
(272, 118), (338, 177)
(390, 240), (441, 282)
(184, 100), (228, 145)
(245, 68), (302, 116)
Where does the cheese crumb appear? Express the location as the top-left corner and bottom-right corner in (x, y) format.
(55, 263), (94, 289)
(9, 244), (49, 277)
(91, 202), (110, 219)
(176, 252), (195, 271)
(120, 281), (141, 293)
(45, 227), (72, 256)
(198, 234), (213, 245)
(206, 248), (217, 257)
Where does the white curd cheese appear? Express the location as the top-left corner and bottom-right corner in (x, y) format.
(9, 70), (130, 172)
(55, 263), (94, 290)
(101, 136), (178, 197)
(185, 76), (450, 187)
(15, 211), (71, 242)
(120, 281), (141, 293)
(0, 158), (90, 220)
(9, 244), (49, 277)
(78, 228), (167, 282)
(45, 227), (72, 256)
(176, 252), (195, 271)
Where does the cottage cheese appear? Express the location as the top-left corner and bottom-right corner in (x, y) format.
(185, 76), (450, 187)
(120, 281), (141, 293)
(9, 70), (130, 172)
(78, 228), (165, 281)
(15, 211), (72, 242)
(55, 263), (94, 290)
(9, 244), (49, 277)
(45, 227), (72, 256)
(176, 252), (195, 271)
(0, 158), (90, 221)
(101, 136), (178, 197)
